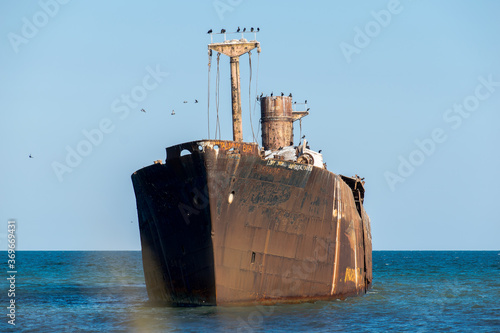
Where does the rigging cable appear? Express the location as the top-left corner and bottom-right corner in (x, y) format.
(252, 52), (261, 144)
(248, 51), (257, 143)
(207, 50), (212, 139)
(215, 52), (221, 140)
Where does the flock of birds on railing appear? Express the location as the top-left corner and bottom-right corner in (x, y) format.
(207, 27), (260, 34)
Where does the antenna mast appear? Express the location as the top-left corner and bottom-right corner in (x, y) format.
(208, 38), (261, 142)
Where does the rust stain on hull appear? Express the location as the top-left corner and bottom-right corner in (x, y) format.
(132, 140), (372, 306)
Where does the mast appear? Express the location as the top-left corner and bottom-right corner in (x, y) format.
(208, 39), (260, 142)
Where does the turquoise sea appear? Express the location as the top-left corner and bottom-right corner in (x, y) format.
(1, 251), (499, 332)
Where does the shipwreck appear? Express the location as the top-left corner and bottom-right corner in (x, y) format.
(132, 31), (372, 306)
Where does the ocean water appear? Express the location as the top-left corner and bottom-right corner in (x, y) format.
(1, 251), (498, 332)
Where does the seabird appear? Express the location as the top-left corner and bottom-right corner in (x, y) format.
(171, 110), (175, 115)
(302, 135), (306, 139)
(250, 27), (254, 32)
(318, 150), (322, 153)
(221, 29), (226, 33)
(281, 92), (284, 96)
(257, 27), (260, 32)
(289, 93), (292, 97)
(294, 101), (297, 104)
(270, 92), (273, 97)
(307, 108), (310, 111)
(207, 29), (212, 34)
(141, 108), (146, 112)
(183, 101), (188, 103)
(29, 154), (33, 158)
(195, 99), (198, 103)
(305, 100), (307, 104)
(243, 28), (246, 32)
(237, 27), (240, 32)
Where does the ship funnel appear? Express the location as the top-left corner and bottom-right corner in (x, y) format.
(260, 96), (308, 150)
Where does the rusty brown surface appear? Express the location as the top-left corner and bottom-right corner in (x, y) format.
(132, 140), (372, 306)
(260, 96), (309, 150)
(230, 57), (242, 141)
(208, 41), (261, 58)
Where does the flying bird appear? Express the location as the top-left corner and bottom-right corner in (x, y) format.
(183, 101), (188, 103)
(301, 135), (306, 139)
(307, 108), (310, 111)
(237, 27), (240, 32)
(207, 29), (212, 34)
(221, 29), (226, 33)
(29, 154), (33, 158)
(171, 110), (175, 115)
(141, 108), (146, 112)
(195, 99), (198, 103)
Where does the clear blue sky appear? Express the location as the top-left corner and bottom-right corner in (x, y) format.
(1, 0), (499, 250)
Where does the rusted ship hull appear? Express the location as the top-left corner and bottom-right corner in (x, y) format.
(132, 140), (372, 306)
